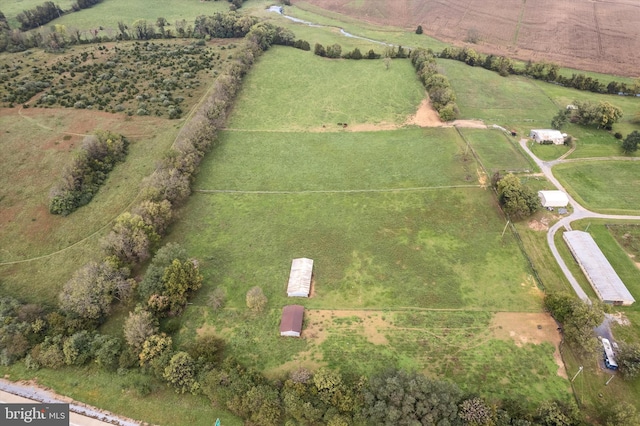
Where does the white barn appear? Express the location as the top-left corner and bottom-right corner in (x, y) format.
(530, 129), (566, 145)
(563, 231), (635, 306)
(287, 258), (313, 297)
(538, 190), (569, 208)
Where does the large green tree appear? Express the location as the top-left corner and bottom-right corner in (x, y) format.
(362, 369), (462, 425)
(573, 100), (623, 128)
(496, 173), (539, 219)
(163, 351), (200, 394)
(545, 293), (605, 355)
(621, 130), (640, 154)
(616, 342), (640, 380)
(59, 261), (132, 321)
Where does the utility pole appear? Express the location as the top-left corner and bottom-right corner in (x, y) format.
(571, 366), (583, 382)
(605, 375), (615, 386)
(501, 220), (510, 238)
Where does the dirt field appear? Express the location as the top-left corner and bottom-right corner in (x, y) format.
(295, 0), (640, 76)
(296, 309), (566, 378)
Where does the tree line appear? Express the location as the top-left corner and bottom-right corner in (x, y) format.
(13, 0), (101, 32)
(411, 47), (459, 121)
(439, 46), (640, 97)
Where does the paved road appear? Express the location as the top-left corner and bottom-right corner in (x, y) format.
(519, 139), (640, 302)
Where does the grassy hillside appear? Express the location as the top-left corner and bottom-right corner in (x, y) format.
(226, 46), (424, 130)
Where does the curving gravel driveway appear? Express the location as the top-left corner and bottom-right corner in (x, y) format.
(519, 139), (640, 302)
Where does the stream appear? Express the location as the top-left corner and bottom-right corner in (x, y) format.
(268, 6), (395, 47)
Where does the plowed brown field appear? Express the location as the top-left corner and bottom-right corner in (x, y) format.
(295, 0), (640, 76)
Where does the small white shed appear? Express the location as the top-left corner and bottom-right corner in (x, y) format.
(538, 190), (569, 207)
(287, 258), (313, 297)
(530, 129), (566, 145)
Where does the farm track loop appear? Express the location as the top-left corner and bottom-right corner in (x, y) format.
(519, 139), (640, 302)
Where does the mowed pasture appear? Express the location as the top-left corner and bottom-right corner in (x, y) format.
(438, 59), (557, 131)
(460, 128), (534, 174)
(226, 46), (424, 131)
(166, 47), (570, 405)
(441, 60), (640, 160)
(3, 0), (255, 34)
(553, 161), (640, 214)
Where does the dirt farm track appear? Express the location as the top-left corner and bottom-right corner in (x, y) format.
(296, 0), (640, 77)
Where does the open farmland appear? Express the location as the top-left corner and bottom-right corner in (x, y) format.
(554, 161), (640, 214)
(295, 0), (640, 76)
(162, 46), (573, 407)
(226, 46), (424, 131)
(0, 106), (178, 302)
(460, 127), (534, 174)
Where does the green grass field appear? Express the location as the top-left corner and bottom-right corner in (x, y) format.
(439, 60), (557, 131)
(8, 2), (640, 420)
(553, 161), (640, 214)
(226, 46), (424, 130)
(460, 128), (535, 174)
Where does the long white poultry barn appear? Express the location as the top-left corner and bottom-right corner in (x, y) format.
(563, 231), (635, 305)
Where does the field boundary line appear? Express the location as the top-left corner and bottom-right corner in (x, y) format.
(195, 185), (482, 194)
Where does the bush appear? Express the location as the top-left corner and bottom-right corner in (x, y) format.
(246, 286), (267, 312)
(49, 132), (129, 215)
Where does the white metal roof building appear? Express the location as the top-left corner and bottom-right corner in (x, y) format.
(563, 231), (635, 305)
(286, 258), (313, 297)
(538, 190), (569, 207)
(530, 129), (566, 145)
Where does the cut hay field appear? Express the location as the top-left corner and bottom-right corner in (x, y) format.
(553, 161), (640, 214)
(296, 0), (640, 76)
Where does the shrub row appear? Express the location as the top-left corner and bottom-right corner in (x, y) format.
(410, 48), (459, 121)
(49, 131), (128, 216)
(439, 46), (640, 96)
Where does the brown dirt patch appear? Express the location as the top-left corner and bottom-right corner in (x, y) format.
(491, 312), (566, 378)
(304, 309), (389, 345)
(405, 98), (443, 127)
(296, 0), (640, 76)
(528, 218), (549, 231)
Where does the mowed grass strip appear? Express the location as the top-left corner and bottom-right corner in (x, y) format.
(225, 46), (425, 131)
(460, 128), (534, 174)
(553, 160), (640, 213)
(198, 128), (474, 191)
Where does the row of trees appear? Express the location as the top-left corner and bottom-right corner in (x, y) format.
(13, 0), (101, 32)
(410, 47), (459, 121)
(439, 46), (640, 96)
(48, 131), (128, 215)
